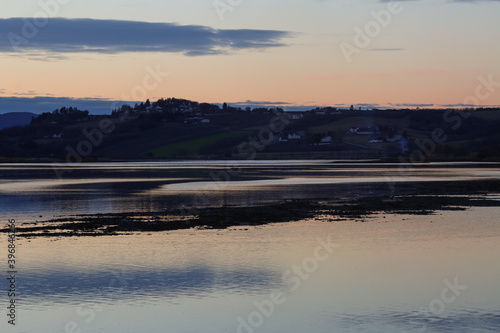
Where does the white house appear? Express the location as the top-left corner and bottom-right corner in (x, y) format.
(356, 127), (378, 135)
(320, 136), (333, 144)
(369, 137), (385, 144)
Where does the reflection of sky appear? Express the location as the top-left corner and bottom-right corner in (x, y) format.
(2, 162), (500, 223)
(4, 208), (500, 333)
(19, 265), (281, 307)
(321, 309), (500, 333)
(162, 175), (483, 191)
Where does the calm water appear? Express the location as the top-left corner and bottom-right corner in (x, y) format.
(1, 161), (500, 332)
(1, 161), (500, 223)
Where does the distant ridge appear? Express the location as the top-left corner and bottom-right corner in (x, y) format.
(1, 98), (500, 161)
(0, 112), (36, 130)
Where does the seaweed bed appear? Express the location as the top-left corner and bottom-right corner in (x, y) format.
(4, 180), (500, 238)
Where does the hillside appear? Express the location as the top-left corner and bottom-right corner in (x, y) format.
(1, 98), (500, 162)
(0, 112), (36, 130)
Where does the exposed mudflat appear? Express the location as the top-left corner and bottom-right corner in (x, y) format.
(4, 179), (499, 238)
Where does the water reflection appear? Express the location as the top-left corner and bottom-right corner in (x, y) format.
(2, 162), (500, 223)
(330, 308), (500, 332)
(4, 204), (500, 333)
(20, 265), (281, 307)
(2, 162), (500, 332)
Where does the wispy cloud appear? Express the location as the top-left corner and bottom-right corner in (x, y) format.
(10, 90), (45, 97)
(389, 103), (435, 107)
(0, 18), (293, 57)
(230, 100), (293, 106)
(306, 70), (479, 81)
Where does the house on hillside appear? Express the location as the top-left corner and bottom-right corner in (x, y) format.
(319, 136), (334, 145)
(369, 137), (385, 144)
(291, 113), (304, 120)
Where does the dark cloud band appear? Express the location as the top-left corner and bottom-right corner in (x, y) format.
(0, 18), (292, 56)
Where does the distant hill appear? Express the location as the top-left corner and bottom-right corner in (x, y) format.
(1, 98), (500, 161)
(0, 112), (36, 130)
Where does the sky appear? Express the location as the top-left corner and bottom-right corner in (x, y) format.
(0, 0), (499, 114)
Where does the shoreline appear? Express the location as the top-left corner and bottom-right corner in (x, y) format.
(4, 179), (500, 238)
(3, 158), (500, 164)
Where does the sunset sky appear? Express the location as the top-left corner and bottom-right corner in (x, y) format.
(1, 0), (499, 113)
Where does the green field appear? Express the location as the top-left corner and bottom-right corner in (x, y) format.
(150, 130), (253, 157)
